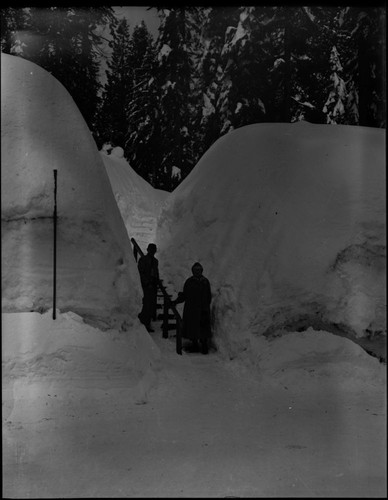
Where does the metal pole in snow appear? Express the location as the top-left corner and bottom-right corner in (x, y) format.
(53, 169), (57, 319)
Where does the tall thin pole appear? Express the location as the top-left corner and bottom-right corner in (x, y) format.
(53, 169), (57, 319)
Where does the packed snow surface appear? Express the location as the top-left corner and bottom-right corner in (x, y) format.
(157, 121), (386, 359)
(2, 310), (161, 401)
(3, 314), (386, 497)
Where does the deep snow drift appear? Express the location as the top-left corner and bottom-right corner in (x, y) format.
(1, 53), (141, 323)
(2, 310), (161, 406)
(1, 53), (160, 421)
(157, 122), (386, 361)
(101, 147), (168, 250)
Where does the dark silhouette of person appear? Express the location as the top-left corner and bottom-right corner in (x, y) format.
(138, 243), (159, 332)
(173, 262), (212, 354)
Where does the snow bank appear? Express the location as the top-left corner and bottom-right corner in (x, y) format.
(1, 53), (141, 321)
(2, 310), (160, 380)
(157, 122), (386, 356)
(101, 150), (169, 251)
(2, 310), (162, 417)
(231, 327), (386, 392)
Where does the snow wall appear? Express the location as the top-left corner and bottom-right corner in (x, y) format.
(1, 53), (142, 323)
(157, 122), (386, 356)
(101, 150), (169, 252)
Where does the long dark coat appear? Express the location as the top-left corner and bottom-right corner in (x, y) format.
(138, 254), (159, 325)
(176, 275), (212, 341)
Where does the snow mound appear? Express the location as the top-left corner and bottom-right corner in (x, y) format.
(2, 310), (160, 381)
(242, 327), (386, 391)
(2, 310), (162, 417)
(1, 53), (141, 321)
(157, 122), (386, 355)
(101, 151), (169, 251)
(111, 146), (124, 158)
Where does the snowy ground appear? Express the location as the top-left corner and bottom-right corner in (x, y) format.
(3, 314), (386, 498)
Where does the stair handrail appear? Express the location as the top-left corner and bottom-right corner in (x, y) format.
(130, 237), (182, 355)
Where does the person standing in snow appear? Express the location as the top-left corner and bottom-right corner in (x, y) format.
(137, 243), (159, 333)
(172, 262), (212, 354)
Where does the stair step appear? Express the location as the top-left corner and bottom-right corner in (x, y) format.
(161, 323), (177, 331)
(157, 313), (175, 320)
(131, 227), (154, 233)
(131, 224), (154, 228)
(130, 238), (183, 334)
(131, 217), (156, 223)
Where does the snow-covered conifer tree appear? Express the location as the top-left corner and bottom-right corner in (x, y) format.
(323, 46), (348, 123)
(337, 6), (385, 127)
(155, 6), (207, 187)
(154, 7), (204, 190)
(21, 7), (114, 135)
(0, 7), (30, 54)
(124, 21), (160, 186)
(198, 7), (240, 150)
(95, 17), (132, 149)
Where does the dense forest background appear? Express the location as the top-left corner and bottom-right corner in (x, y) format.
(1, 6), (386, 191)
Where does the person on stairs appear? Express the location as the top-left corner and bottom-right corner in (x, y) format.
(172, 262), (212, 354)
(137, 243), (159, 333)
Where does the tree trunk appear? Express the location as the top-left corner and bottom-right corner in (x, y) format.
(283, 16), (292, 122)
(357, 37), (371, 126)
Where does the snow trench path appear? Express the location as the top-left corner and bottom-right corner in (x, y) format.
(3, 325), (386, 498)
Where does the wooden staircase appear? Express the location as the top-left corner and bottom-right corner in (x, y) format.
(131, 237), (183, 355)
